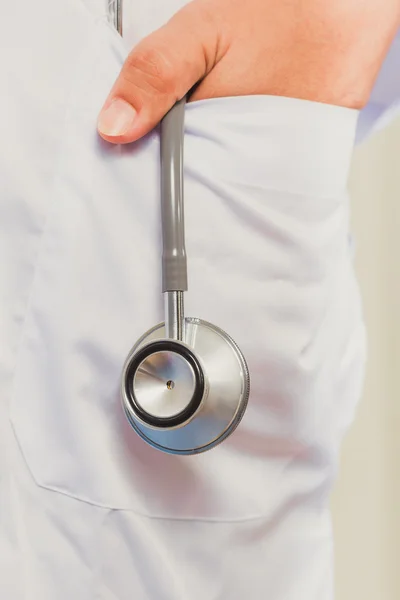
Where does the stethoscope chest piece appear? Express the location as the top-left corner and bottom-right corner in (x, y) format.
(122, 317), (249, 455)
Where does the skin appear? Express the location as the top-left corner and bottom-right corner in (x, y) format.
(97, 0), (400, 144)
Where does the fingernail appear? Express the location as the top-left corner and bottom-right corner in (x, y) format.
(97, 98), (137, 137)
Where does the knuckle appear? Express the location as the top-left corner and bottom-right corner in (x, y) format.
(124, 46), (178, 96)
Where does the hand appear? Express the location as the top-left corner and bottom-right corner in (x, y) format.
(97, 0), (400, 144)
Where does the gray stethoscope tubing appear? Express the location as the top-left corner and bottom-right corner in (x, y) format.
(160, 98), (187, 342)
(117, 7), (250, 455)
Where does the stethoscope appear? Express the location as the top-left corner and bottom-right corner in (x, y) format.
(111, 1), (250, 455)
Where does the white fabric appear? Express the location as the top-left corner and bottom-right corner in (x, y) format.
(357, 32), (400, 141)
(1, 0), (393, 598)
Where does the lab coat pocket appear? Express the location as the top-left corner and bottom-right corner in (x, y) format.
(10, 13), (366, 521)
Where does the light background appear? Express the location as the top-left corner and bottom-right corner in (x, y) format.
(332, 115), (400, 599)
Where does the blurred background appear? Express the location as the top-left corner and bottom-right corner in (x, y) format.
(332, 115), (400, 599)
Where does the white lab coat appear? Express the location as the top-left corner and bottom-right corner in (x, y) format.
(0, 1), (398, 598)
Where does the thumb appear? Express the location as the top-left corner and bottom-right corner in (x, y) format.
(97, 3), (224, 144)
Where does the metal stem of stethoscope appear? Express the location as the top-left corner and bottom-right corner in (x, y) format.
(116, 4), (250, 455)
